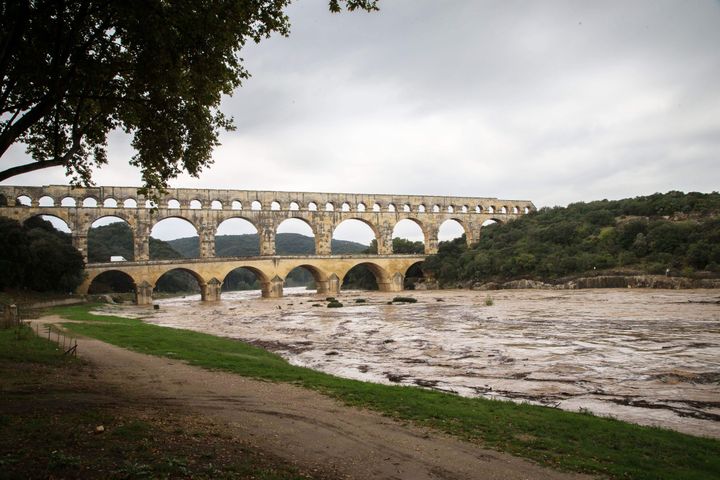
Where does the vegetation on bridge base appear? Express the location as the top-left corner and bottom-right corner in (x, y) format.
(55, 304), (720, 480)
(424, 191), (720, 287)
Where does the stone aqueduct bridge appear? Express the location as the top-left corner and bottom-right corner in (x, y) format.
(0, 185), (534, 304)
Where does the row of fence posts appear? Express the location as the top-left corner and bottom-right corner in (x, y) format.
(35, 322), (78, 357)
(2, 303), (77, 356)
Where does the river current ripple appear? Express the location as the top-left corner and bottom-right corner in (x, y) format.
(103, 288), (720, 438)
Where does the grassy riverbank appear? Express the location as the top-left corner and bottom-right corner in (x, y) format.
(55, 304), (720, 480)
(0, 325), (318, 480)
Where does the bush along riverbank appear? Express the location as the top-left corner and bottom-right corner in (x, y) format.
(53, 304), (720, 480)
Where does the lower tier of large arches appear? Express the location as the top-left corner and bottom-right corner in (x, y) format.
(80, 255), (426, 305)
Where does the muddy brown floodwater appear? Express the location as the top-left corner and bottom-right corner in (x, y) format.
(100, 288), (720, 439)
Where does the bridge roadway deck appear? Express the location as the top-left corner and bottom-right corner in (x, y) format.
(81, 254), (427, 305)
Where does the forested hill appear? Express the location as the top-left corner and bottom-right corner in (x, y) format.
(168, 233), (366, 258)
(87, 222), (367, 262)
(424, 191), (720, 286)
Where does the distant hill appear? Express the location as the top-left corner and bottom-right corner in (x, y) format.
(167, 233), (367, 258)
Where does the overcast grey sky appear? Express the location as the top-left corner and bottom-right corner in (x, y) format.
(4, 0), (720, 241)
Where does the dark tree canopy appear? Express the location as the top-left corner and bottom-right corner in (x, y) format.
(0, 0), (378, 193)
(0, 216), (85, 292)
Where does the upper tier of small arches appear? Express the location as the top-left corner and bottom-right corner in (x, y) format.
(1, 186), (535, 216)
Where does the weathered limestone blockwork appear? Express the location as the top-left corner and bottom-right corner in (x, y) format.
(0, 185), (534, 304)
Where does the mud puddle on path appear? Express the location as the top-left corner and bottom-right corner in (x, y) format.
(99, 288), (720, 439)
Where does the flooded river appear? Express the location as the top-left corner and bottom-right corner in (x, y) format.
(104, 288), (720, 438)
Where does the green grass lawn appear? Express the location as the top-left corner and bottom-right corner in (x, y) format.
(55, 304), (720, 480)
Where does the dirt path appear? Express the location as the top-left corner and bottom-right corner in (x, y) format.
(38, 316), (592, 480)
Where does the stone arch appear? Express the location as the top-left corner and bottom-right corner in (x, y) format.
(289, 201), (300, 211)
(357, 202), (366, 212)
(276, 218), (316, 254)
(167, 198), (182, 209)
(16, 194), (32, 206)
(211, 200), (223, 210)
(308, 201), (318, 211)
(88, 215), (134, 263)
(325, 202), (335, 212)
(150, 216), (199, 259)
(215, 217), (260, 256)
(432, 204), (440, 213)
(61, 196), (76, 207)
(332, 218), (379, 254)
(438, 218), (471, 243)
(403, 260), (425, 290)
(231, 200), (243, 210)
(417, 204), (426, 213)
(87, 270), (136, 295)
(271, 201), (281, 211)
(500, 206), (508, 214)
(512, 206), (519, 214)
(190, 199), (202, 209)
(221, 265), (273, 297)
(103, 198), (118, 208)
(341, 202), (351, 212)
(251, 200), (262, 211)
(38, 195), (55, 207)
(153, 267), (204, 299)
(281, 263), (329, 294)
(392, 218), (427, 253)
(387, 203), (396, 212)
(340, 261), (391, 291)
(21, 213), (73, 235)
(123, 198), (138, 208)
(372, 202), (381, 212)
(402, 204), (411, 212)
(82, 197), (98, 207)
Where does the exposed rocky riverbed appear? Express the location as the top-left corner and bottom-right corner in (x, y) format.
(100, 288), (720, 439)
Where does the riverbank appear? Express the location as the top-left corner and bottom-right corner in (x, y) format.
(0, 324), (321, 480)
(48, 303), (720, 479)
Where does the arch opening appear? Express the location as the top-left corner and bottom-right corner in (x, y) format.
(16, 195), (31, 206)
(271, 201), (281, 211)
(150, 217), (198, 259)
(403, 261), (426, 290)
(222, 266), (266, 295)
(277, 218), (315, 255)
(232, 200), (242, 210)
(289, 201), (300, 211)
(24, 215), (71, 234)
(190, 199), (202, 210)
(88, 216), (133, 263)
(123, 198), (137, 208)
(418, 204), (426, 213)
(215, 218), (259, 257)
(357, 202), (366, 212)
(392, 219), (425, 254)
(103, 198), (118, 208)
(342, 262), (386, 291)
(438, 219), (466, 242)
(87, 270), (136, 297)
(61, 197), (76, 207)
(332, 219), (377, 255)
(251, 200), (261, 211)
(154, 268), (202, 297)
(283, 265), (322, 293)
(211, 200), (223, 210)
(372, 203), (381, 212)
(167, 199), (181, 209)
(308, 202), (318, 211)
(325, 202), (335, 212)
(38, 196), (54, 207)
(83, 197), (98, 207)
